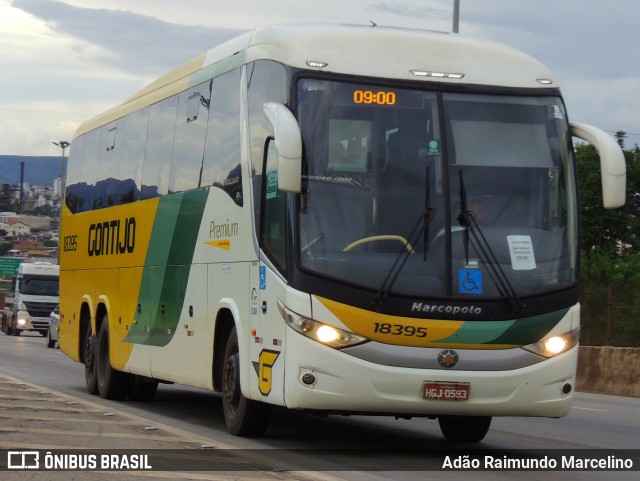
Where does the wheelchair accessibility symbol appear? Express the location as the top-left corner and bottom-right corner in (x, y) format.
(459, 268), (483, 294)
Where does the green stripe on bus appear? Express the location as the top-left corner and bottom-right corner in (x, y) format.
(489, 308), (570, 346)
(126, 188), (209, 346)
(436, 308), (569, 346)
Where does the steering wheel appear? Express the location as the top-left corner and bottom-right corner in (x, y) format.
(343, 235), (414, 253)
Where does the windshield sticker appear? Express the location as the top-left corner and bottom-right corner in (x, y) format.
(507, 235), (537, 270)
(426, 139), (441, 156)
(552, 105), (564, 119)
(301, 175), (370, 189)
(266, 171), (278, 199)
(459, 268), (483, 295)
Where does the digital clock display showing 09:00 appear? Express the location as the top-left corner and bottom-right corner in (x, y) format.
(353, 89), (397, 105)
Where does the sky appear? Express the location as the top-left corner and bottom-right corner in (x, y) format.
(1, 0), (639, 156)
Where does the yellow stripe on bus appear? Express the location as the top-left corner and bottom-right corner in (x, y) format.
(316, 296), (466, 347)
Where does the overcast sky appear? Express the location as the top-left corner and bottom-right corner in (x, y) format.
(1, 0), (638, 156)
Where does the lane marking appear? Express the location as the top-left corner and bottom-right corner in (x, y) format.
(572, 406), (608, 412)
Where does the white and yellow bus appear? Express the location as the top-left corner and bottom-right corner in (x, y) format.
(59, 24), (625, 442)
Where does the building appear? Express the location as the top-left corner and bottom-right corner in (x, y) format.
(1, 220), (31, 237)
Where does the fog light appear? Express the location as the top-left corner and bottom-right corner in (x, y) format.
(301, 372), (316, 385)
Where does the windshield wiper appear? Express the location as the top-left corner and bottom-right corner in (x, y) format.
(372, 167), (435, 310)
(457, 170), (524, 314)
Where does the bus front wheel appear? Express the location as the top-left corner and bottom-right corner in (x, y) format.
(222, 326), (272, 437)
(438, 415), (492, 443)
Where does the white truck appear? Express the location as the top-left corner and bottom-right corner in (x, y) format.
(2, 262), (59, 336)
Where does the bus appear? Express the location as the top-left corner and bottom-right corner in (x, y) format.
(59, 24), (626, 442)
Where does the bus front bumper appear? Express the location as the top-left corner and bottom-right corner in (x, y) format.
(282, 334), (577, 418)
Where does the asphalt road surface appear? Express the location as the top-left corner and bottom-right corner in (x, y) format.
(0, 331), (638, 480)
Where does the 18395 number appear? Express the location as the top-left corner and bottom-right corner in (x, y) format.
(373, 323), (427, 337)
(63, 234), (78, 252)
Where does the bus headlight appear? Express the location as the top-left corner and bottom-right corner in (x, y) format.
(523, 328), (580, 358)
(277, 300), (368, 349)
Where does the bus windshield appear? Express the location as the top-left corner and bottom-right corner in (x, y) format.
(296, 78), (577, 302)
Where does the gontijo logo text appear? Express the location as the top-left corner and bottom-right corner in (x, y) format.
(88, 217), (136, 257)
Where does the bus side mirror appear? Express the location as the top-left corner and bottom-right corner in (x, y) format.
(570, 122), (626, 209)
(263, 102), (302, 193)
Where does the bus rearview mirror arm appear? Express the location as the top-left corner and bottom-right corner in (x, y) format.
(263, 103), (302, 193)
(570, 122), (626, 209)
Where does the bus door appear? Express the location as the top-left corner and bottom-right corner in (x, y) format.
(248, 260), (286, 405)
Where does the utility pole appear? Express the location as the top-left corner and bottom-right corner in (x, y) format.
(453, 0), (460, 33)
(51, 140), (70, 200)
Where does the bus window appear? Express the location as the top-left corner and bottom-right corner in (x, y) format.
(141, 96), (178, 199)
(247, 60), (287, 222)
(261, 140), (288, 272)
(117, 106), (149, 204)
(201, 68), (242, 203)
(170, 81), (211, 193)
(64, 135), (85, 213)
(94, 120), (121, 209)
(77, 129), (100, 213)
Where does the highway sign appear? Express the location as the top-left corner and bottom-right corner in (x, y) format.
(0, 258), (22, 276)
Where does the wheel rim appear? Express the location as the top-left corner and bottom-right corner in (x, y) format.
(223, 351), (241, 414)
(84, 334), (94, 368)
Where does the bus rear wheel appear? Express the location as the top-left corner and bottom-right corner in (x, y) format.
(96, 315), (130, 400)
(222, 326), (272, 437)
(83, 320), (98, 394)
(438, 415), (492, 443)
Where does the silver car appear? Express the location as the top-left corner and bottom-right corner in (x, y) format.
(47, 306), (59, 349)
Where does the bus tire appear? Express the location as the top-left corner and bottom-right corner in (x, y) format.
(222, 326), (272, 437)
(438, 415), (492, 443)
(83, 321), (99, 395)
(96, 315), (129, 400)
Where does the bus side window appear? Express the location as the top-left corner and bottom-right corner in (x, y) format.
(141, 96), (179, 199)
(247, 60), (287, 237)
(170, 81), (211, 193)
(201, 68), (242, 204)
(261, 140), (287, 273)
(65, 134), (86, 213)
(118, 106), (149, 204)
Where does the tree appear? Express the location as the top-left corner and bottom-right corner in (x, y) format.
(0, 243), (11, 256)
(576, 139), (640, 258)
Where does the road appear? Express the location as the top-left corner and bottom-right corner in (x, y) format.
(0, 331), (638, 480)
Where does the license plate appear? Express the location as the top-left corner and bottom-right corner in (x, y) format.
(422, 382), (470, 400)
